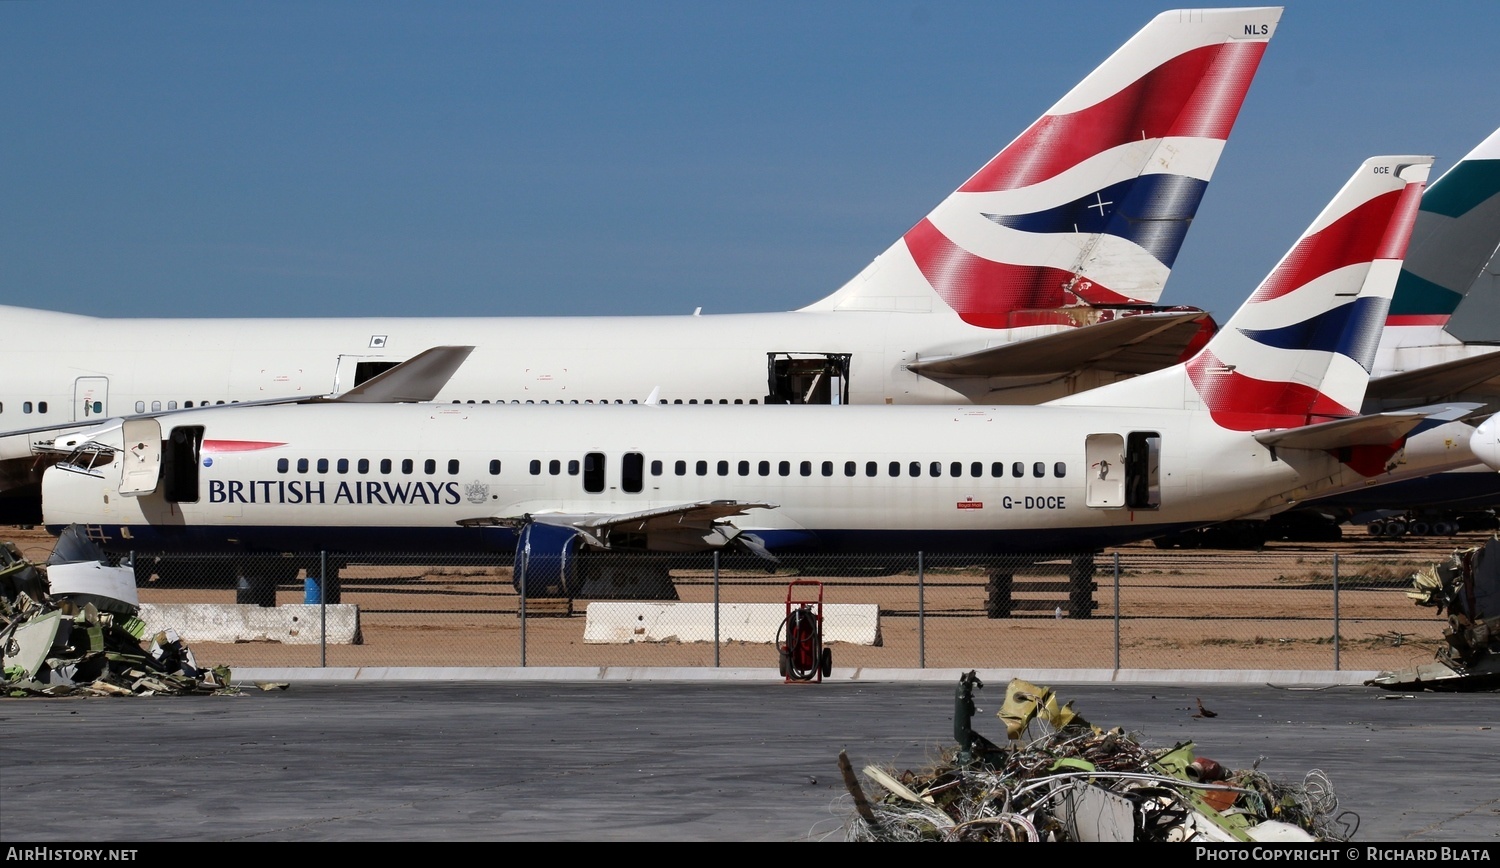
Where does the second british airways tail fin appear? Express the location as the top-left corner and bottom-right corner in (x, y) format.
(1055, 155), (1432, 432)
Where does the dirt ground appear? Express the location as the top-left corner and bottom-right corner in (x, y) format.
(4, 523), (1483, 675)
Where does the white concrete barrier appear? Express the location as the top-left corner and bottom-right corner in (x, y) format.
(583, 602), (880, 645)
(138, 604), (361, 645)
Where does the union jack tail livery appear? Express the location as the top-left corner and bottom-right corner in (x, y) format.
(1055, 154), (1433, 434)
(804, 7), (1281, 326)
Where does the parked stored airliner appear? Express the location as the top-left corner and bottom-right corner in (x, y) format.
(44, 156), (1475, 611)
(0, 7), (1283, 522)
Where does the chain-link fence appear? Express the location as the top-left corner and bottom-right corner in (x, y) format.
(119, 537), (1468, 674)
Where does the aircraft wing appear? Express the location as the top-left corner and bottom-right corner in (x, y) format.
(458, 499), (780, 557)
(11, 346), (476, 461)
(1364, 349), (1500, 411)
(905, 309), (1212, 380)
(1254, 403), (1483, 450)
(459, 499), (777, 534)
(312, 345), (475, 403)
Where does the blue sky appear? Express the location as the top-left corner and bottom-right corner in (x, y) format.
(2, 1), (1495, 323)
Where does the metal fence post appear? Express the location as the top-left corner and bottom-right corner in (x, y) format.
(713, 551), (721, 669)
(519, 551), (527, 668)
(1113, 551), (1121, 672)
(917, 552), (925, 669)
(1332, 552), (1340, 671)
(319, 550), (328, 668)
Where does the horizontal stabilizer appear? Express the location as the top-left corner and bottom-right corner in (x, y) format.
(1254, 403), (1482, 450)
(1365, 349), (1500, 410)
(906, 309), (1210, 379)
(317, 346), (475, 403)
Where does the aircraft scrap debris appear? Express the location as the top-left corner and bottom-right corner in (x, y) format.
(0, 531), (234, 697)
(838, 673), (1356, 842)
(1366, 534), (1500, 692)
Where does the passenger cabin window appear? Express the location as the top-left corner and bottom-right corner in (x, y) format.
(337, 459), (349, 473)
(1033, 462), (1045, 478)
(380, 459), (392, 474)
(317, 459), (329, 473)
(1012, 462), (1024, 478)
(424, 459), (436, 475)
(297, 458), (309, 473)
(529, 459), (542, 475)
(448, 459), (459, 474)
(489, 460), (501, 475)
(277, 458), (289, 473)
(548, 459), (561, 475)
(650, 460), (662, 476)
(358, 459), (370, 473)
(402, 459), (414, 474)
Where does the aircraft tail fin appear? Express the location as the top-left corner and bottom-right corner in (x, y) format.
(801, 7), (1280, 326)
(1390, 126), (1500, 324)
(1056, 155), (1432, 431)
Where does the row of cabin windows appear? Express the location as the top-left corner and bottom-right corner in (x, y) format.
(0, 397), (761, 415)
(267, 455), (1064, 485)
(276, 457), (499, 476)
(0, 400), (238, 415)
(137, 400), (238, 413)
(527, 457), (1067, 480)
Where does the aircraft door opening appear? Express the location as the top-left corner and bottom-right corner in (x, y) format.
(1125, 431), (1161, 509)
(767, 353), (850, 405)
(335, 355), (402, 395)
(162, 426), (204, 503)
(73, 377), (108, 421)
(1084, 433), (1125, 508)
(584, 452), (605, 493)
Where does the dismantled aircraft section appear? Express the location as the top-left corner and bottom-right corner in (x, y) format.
(1368, 534), (1500, 691)
(1, 531), (232, 697)
(838, 675), (1354, 842)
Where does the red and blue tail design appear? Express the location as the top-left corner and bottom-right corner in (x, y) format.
(1186, 156), (1430, 430)
(806, 7), (1280, 326)
(1053, 155), (1432, 433)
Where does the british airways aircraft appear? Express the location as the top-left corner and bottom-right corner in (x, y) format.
(0, 7), (1282, 522)
(43, 155), (1475, 611)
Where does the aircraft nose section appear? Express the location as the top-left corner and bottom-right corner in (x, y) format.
(1471, 415), (1500, 471)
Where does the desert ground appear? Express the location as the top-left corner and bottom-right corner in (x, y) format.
(4, 523), (1482, 675)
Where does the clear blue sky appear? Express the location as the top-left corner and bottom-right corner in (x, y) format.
(2, 1), (1495, 323)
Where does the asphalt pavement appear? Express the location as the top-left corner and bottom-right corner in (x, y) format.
(1, 669), (1497, 843)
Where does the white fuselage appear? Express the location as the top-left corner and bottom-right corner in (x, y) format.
(39, 401), (1477, 557)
